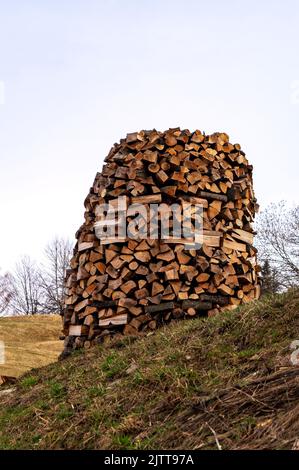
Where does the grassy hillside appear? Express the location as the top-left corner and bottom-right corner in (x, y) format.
(1, 291), (299, 450)
(0, 315), (62, 378)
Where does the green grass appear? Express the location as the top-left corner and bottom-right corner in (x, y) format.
(1, 290), (299, 450)
(20, 376), (39, 388)
(48, 381), (67, 399)
(101, 352), (129, 379)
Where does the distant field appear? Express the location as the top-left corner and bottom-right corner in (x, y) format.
(0, 315), (63, 378)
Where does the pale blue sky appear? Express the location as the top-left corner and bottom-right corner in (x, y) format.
(0, 0), (299, 271)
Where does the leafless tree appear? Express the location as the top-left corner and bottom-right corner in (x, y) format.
(255, 201), (299, 289)
(0, 270), (14, 316)
(10, 256), (44, 315)
(39, 237), (73, 314)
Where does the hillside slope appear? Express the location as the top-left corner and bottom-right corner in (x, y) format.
(0, 291), (299, 450)
(0, 315), (62, 378)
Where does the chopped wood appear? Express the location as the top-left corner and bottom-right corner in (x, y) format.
(181, 300), (212, 310)
(131, 194), (162, 204)
(69, 325), (89, 336)
(145, 302), (175, 313)
(63, 128), (260, 347)
(99, 314), (128, 327)
(121, 280), (137, 294)
(223, 239), (247, 252)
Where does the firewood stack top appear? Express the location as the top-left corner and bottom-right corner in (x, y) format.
(63, 128), (261, 350)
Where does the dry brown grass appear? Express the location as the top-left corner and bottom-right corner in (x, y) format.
(0, 315), (62, 377)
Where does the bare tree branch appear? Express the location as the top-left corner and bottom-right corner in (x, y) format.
(10, 256), (44, 315)
(39, 237), (73, 314)
(255, 201), (299, 289)
(0, 270), (14, 316)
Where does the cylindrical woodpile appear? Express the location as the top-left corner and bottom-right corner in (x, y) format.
(63, 128), (261, 348)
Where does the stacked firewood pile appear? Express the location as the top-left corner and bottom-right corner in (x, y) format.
(63, 128), (260, 348)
